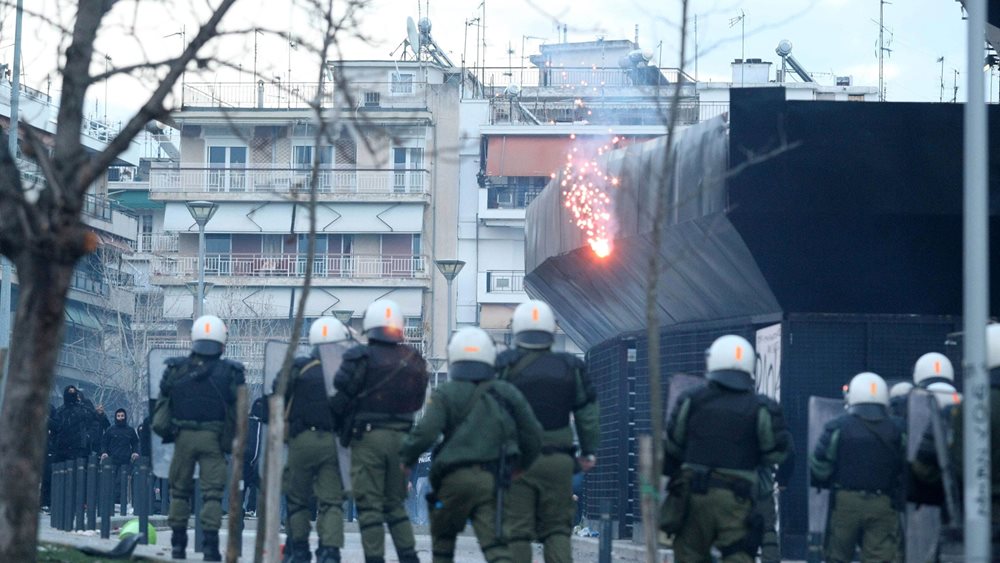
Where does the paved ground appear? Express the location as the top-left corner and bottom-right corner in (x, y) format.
(39, 516), (672, 562)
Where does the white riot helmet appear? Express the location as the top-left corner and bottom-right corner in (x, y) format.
(447, 327), (497, 382)
(846, 372), (889, 407)
(705, 335), (755, 391)
(988, 324), (1000, 369)
(889, 381), (913, 399)
(363, 299), (404, 343)
(912, 352), (954, 387)
(511, 300), (556, 349)
(191, 315), (227, 356)
(309, 316), (350, 346)
(927, 382), (962, 409)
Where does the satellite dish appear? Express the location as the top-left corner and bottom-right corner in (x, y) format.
(776, 39), (793, 57)
(504, 84), (521, 98)
(406, 17), (421, 59)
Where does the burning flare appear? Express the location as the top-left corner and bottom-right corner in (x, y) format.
(560, 137), (620, 259)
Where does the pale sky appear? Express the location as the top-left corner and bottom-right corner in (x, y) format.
(0, 0), (977, 123)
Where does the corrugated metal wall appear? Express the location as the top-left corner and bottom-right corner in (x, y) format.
(583, 313), (960, 556)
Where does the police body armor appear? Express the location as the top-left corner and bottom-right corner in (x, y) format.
(503, 351), (575, 430)
(831, 411), (900, 492)
(684, 385), (760, 470)
(170, 358), (228, 423)
(288, 358), (335, 437)
(357, 343), (427, 415)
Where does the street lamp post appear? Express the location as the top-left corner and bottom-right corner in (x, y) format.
(434, 259), (465, 342)
(186, 201), (218, 318)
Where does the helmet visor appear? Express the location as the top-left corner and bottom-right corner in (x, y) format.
(192, 340), (224, 356)
(514, 330), (554, 349)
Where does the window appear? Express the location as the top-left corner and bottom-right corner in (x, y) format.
(292, 145), (333, 169)
(138, 213), (153, 252)
(393, 147), (424, 193)
(848, 94), (865, 102)
(205, 234), (231, 275)
(364, 92), (380, 107)
(390, 72), (414, 95)
(404, 316), (423, 341)
(207, 145), (248, 191)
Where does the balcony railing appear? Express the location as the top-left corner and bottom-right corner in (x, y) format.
(149, 167), (429, 196)
(183, 80), (427, 110)
(486, 270), (525, 294)
(477, 66), (695, 90)
(151, 253), (429, 279)
(485, 183), (544, 210)
(70, 270), (110, 296)
(489, 98), (726, 126)
(133, 233), (180, 254)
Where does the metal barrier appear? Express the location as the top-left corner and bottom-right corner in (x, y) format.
(86, 456), (98, 530)
(100, 459), (113, 539)
(49, 456), (158, 540)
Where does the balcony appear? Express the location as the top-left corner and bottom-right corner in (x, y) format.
(70, 270), (109, 297)
(151, 253), (429, 280)
(132, 233), (180, 254)
(485, 183), (544, 210)
(486, 270), (525, 294)
(182, 80), (428, 111)
(149, 167), (430, 199)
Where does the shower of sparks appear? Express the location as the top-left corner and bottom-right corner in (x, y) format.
(561, 136), (622, 259)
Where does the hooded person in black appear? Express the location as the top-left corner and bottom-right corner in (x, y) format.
(51, 385), (97, 462)
(101, 408), (139, 466)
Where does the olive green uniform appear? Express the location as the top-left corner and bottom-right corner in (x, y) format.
(282, 356), (345, 559)
(497, 349), (600, 563)
(157, 354), (244, 532)
(334, 341), (427, 563)
(809, 408), (905, 563)
(400, 379), (543, 563)
(662, 382), (790, 563)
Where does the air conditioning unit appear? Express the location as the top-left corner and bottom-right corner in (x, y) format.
(364, 92), (381, 107)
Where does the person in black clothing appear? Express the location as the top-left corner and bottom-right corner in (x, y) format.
(101, 408), (139, 466)
(243, 395), (266, 515)
(51, 385), (98, 462)
(79, 390), (110, 455)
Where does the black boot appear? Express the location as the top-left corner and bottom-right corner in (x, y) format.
(281, 541), (312, 562)
(316, 545), (341, 563)
(397, 552), (419, 563)
(171, 528), (187, 559)
(202, 530), (221, 561)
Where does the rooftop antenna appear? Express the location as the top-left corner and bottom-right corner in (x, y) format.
(729, 10), (746, 86)
(938, 56), (945, 102)
(874, 0), (893, 101)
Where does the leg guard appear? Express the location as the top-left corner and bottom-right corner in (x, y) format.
(201, 530), (221, 561)
(171, 528), (188, 560)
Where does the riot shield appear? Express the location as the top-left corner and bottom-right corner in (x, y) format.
(906, 390), (941, 563)
(807, 396), (844, 558)
(147, 348), (185, 479)
(664, 373), (705, 422)
(317, 341), (352, 492)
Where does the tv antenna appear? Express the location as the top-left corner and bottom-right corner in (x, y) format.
(873, 0), (893, 101)
(729, 10), (746, 86)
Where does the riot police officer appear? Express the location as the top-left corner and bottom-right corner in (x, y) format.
(154, 315), (245, 561)
(497, 300), (600, 563)
(333, 299), (427, 563)
(888, 381), (913, 418)
(400, 327), (543, 563)
(661, 335), (791, 563)
(810, 372), (905, 563)
(282, 317), (351, 563)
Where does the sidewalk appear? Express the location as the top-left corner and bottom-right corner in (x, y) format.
(39, 516), (672, 562)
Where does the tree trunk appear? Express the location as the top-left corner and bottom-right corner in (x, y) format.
(226, 386), (249, 563)
(261, 394), (286, 561)
(0, 259), (73, 561)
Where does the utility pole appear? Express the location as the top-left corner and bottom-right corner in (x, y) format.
(0, 0), (23, 404)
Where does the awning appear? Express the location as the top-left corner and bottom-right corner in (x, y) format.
(65, 302), (103, 330)
(486, 136), (573, 177)
(93, 231), (133, 253)
(109, 190), (164, 209)
(485, 135), (655, 178)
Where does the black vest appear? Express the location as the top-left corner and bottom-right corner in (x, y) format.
(684, 385), (761, 470)
(171, 358), (229, 423)
(288, 358), (335, 435)
(357, 343), (427, 415)
(833, 413), (901, 492)
(506, 351), (576, 431)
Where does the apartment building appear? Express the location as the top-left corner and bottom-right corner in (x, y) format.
(125, 60), (463, 387)
(0, 75), (143, 406)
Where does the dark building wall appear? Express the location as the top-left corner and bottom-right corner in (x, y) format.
(583, 313), (960, 556)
